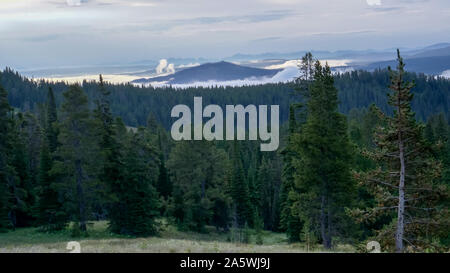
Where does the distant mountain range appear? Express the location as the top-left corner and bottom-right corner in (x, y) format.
(131, 43), (450, 86)
(410, 45), (450, 58)
(19, 42), (450, 85)
(363, 55), (450, 75)
(361, 45), (450, 74)
(225, 43), (450, 76)
(132, 61), (282, 84)
(225, 43), (450, 64)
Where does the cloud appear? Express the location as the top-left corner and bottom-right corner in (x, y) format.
(166, 63), (175, 74)
(1, 0), (449, 69)
(151, 10), (296, 32)
(265, 60), (300, 70)
(155, 59), (168, 74)
(22, 34), (64, 43)
(142, 60), (354, 88)
(442, 70), (450, 79)
(370, 6), (402, 12)
(177, 63), (200, 69)
(67, 0), (82, 6)
(367, 0), (382, 6)
(155, 59), (175, 74)
(66, 0), (90, 6)
(250, 36), (282, 43)
(142, 67), (301, 88)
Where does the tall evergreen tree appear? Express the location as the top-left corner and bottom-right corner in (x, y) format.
(53, 84), (97, 233)
(0, 83), (13, 231)
(229, 142), (253, 228)
(291, 61), (356, 249)
(258, 156), (281, 230)
(280, 53), (316, 240)
(46, 87), (58, 153)
(353, 50), (450, 252)
(280, 105), (303, 242)
(37, 87), (67, 231)
(167, 140), (229, 231)
(93, 75), (125, 228)
(8, 113), (31, 228)
(156, 151), (171, 199)
(17, 113), (42, 226)
(119, 129), (160, 236)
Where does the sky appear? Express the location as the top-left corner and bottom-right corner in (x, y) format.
(0, 0), (449, 69)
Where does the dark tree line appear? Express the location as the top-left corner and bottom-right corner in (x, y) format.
(2, 66), (450, 129)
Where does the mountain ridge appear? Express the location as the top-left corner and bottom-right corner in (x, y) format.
(132, 61), (282, 84)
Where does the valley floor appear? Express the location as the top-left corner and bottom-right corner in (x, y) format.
(0, 221), (354, 253)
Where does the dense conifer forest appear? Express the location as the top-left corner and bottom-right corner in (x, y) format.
(2, 66), (450, 128)
(0, 52), (449, 252)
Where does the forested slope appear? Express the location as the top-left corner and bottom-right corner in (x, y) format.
(1, 68), (449, 128)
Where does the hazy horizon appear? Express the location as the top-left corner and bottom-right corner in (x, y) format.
(1, 0), (449, 70)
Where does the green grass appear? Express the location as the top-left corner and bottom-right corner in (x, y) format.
(0, 220), (355, 253)
(0, 221), (122, 246)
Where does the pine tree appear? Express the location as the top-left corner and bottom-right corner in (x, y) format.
(37, 142), (66, 231)
(53, 84), (96, 233)
(0, 85), (29, 231)
(8, 113), (31, 228)
(424, 118), (435, 143)
(229, 141), (253, 228)
(37, 87), (68, 231)
(147, 113), (159, 135)
(279, 53), (317, 241)
(119, 130), (160, 236)
(156, 151), (171, 199)
(17, 113), (42, 227)
(92, 75), (125, 229)
(353, 50), (450, 252)
(279, 105), (303, 242)
(434, 113), (447, 143)
(46, 87), (58, 153)
(291, 61), (356, 249)
(0, 83), (12, 231)
(167, 140), (229, 231)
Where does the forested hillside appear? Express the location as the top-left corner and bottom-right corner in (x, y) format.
(1, 68), (450, 128)
(0, 52), (449, 252)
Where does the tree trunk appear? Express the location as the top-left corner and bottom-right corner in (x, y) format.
(396, 131), (406, 252)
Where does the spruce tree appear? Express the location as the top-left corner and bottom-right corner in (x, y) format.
(93, 75), (125, 229)
(120, 130), (160, 236)
(0, 83), (12, 231)
(156, 151), (171, 199)
(16, 113), (42, 226)
(258, 156), (281, 231)
(280, 53), (316, 241)
(292, 61), (356, 249)
(167, 140), (229, 231)
(229, 141), (253, 228)
(147, 113), (159, 135)
(53, 84), (96, 233)
(280, 105), (303, 242)
(37, 87), (67, 231)
(8, 114), (30, 228)
(46, 87), (58, 153)
(353, 50), (450, 252)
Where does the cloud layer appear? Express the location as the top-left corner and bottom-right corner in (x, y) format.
(155, 59), (175, 74)
(367, 0), (382, 6)
(0, 0), (449, 69)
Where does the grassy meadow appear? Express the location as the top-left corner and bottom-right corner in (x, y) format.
(0, 220), (355, 253)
